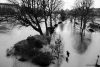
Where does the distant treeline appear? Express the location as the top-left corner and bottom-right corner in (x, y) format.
(0, 3), (62, 17)
(0, 3), (100, 18)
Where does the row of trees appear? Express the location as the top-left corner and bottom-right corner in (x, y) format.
(1, 1), (66, 66)
(0, 0), (95, 37)
(0, 0), (96, 44)
(1, 0), (98, 66)
(69, 0), (95, 42)
(0, 0), (67, 36)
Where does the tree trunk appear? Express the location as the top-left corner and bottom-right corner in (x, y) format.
(74, 17), (76, 29)
(39, 29), (44, 35)
(34, 17), (43, 35)
(80, 17), (83, 43)
(45, 18), (48, 36)
(50, 14), (53, 28)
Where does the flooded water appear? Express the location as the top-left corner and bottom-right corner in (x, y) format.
(0, 26), (39, 67)
(56, 21), (100, 67)
(0, 21), (100, 67)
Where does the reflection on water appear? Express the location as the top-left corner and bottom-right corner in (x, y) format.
(0, 22), (100, 67)
(58, 21), (100, 67)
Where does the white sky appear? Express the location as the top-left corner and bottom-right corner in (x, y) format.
(0, 0), (8, 3)
(63, 0), (100, 10)
(0, 0), (100, 10)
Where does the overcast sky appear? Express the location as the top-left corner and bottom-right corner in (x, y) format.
(63, 0), (100, 10)
(0, 0), (100, 10)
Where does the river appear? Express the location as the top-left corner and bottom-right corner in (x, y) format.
(0, 21), (100, 67)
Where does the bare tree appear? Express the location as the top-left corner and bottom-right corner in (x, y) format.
(75, 0), (94, 35)
(69, 0), (94, 42)
(68, 0), (95, 46)
(41, 0), (63, 35)
(0, 0), (63, 36)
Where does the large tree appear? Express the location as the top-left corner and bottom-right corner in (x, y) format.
(0, 0), (63, 36)
(70, 0), (94, 36)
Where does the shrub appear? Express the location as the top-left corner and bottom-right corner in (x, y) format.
(6, 35), (55, 67)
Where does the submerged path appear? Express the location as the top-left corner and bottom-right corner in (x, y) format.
(0, 21), (100, 67)
(56, 21), (100, 67)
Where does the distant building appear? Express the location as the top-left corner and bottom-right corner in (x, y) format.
(0, 3), (19, 16)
